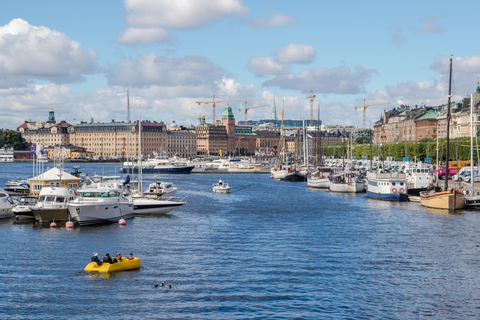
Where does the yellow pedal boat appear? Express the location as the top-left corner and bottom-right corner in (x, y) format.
(84, 257), (141, 273)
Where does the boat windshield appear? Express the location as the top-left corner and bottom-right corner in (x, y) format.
(79, 191), (120, 198)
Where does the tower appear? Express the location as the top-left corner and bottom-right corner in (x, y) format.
(271, 94), (277, 120)
(220, 105), (236, 153)
(48, 106), (56, 123)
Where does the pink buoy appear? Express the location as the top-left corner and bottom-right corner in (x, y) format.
(50, 221), (57, 228)
(119, 218), (127, 226)
(66, 221), (74, 229)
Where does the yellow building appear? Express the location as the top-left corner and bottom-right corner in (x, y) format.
(29, 167), (82, 195)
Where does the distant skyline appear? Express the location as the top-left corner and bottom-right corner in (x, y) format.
(1, 0), (480, 130)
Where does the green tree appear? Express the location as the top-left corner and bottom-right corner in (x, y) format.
(1, 129), (25, 150)
(355, 136), (371, 144)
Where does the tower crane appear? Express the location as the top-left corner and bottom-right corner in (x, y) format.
(196, 95), (267, 125)
(305, 90), (316, 126)
(238, 103), (270, 123)
(197, 113), (206, 124)
(354, 99), (390, 129)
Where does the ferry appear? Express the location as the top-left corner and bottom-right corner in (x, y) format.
(0, 147), (14, 163)
(120, 155), (194, 174)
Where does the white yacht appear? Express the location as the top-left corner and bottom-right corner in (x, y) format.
(32, 187), (76, 222)
(0, 191), (14, 219)
(68, 186), (134, 226)
(129, 193), (185, 215)
(143, 181), (177, 199)
(0, 147), (14, 162)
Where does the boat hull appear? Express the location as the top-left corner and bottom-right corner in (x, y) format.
(367, 191), (409, 201)
(420, 190), (465, 210)
(68, 202), (134, 226)
(84, 258), (141, 273)
(307, 178), (329, 188)
(329, 182), (365, 193)
(121, 166), (194, 174)
(32, 208), (69, 222)
(132, 199), (185, 215)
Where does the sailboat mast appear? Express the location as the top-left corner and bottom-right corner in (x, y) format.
(138, 105), (143, 193)
(445, 57), (452, 190)
(126, 89), (130, 176)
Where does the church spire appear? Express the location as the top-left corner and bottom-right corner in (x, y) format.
(271, 94), (277, 120)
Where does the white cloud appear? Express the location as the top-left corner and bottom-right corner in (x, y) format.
(124, 0), (249, 30)
(390, 25), (407, 49)
(248, 13), (296, 29)
(248, 57), (289, 76)
(263, 65), (378, 94)
(274, 44), (315, 64)
(117, 27), (175, 45)
(415, 15), (444, 34)
(0, 19), (97, 86)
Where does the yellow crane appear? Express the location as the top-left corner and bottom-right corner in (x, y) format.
(354, 99), (390, 129)
(197, 113), (205, 124)
(238, 103), (270, 122)
(196, 95), (267, 125)
(305, 90), (315, 126)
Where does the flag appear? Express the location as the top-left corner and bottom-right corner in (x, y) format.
(62, 147), (67, 154)
(186, 145), (189, 150)
(42, 145), (45, 154)
(30, 143), (35, 155)
(36, 143), (41, 157)
(57, 146), (61, 155)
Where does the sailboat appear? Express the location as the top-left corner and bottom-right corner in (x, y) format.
(420, 57), (465, 210)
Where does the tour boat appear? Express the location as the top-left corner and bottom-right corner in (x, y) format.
(32, 187), (76, 222)
(307, 167), (332, 188)
(0, 191), (14, 219)
(213, 181), (231, 193)
(328, 171), (365, 193)
(84, 257), (141, 273)
(366, 171), (409, 201)
(12, 195), (38, 220)
(68, 186), (134, 226)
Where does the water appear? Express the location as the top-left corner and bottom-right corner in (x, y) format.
(1, 163), (480, 319)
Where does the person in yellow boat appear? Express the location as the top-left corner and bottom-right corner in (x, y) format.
(128, 253), (134, 260)
(91, 252), (102, 265)
(116, 253), (124, 262)
(103, 253), (114, 263)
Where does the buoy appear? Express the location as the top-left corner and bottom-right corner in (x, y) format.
(119, 218), (127, 225)
(50, 221), (57, 228)
(66, 221), (74, 229)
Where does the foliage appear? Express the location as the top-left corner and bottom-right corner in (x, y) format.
(0, 129), (25, 150)
(355, 136), (371, 144)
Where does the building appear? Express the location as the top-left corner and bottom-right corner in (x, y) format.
(44, 145), (94, 160)
(166, 121), (197, 158)
(17, 107), (71, 147)
(69, 120), (166, 159)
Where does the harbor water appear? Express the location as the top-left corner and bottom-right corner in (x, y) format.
(1, 163), (480, 319)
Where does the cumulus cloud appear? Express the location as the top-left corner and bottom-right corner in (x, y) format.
(274, 44), (315, 64)
(124, 0), (249, 30)
(248, 57), (289, 76)
(105, 54), (226, 90)
(390, 25), (407, 49)
(118, 27), (176, 45)
(263, 65), (378, 94)
(415, 15), (444, 34)
(248, 13), (296, 29)
(0, 19), (97, 86)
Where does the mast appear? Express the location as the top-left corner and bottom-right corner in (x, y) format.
(126, 89), (130, 176)
(471, 93), (474, 188)
(281, 99), (285, 162)
(138, 105), (143, 193)
(445, 57), (452, 190)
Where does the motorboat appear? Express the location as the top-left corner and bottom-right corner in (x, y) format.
(0, 191), (14, 219)
(4, 180), (30, 196)
(404, 162), (434, 196)
(120, 154), (194, 174)
(213, 181), (231, 193)
(328, 171), (365, 193)
(129, 194), (186, 215)
(143, 181), (177, 199)
(84, 257), (141, 273)
(68, 186), (134, 226)
(31, 187), (76, 222)
(307, 167), (332, 188)
(12, 195), (38, 220)
(83, 175), (138, 191)
(366, 171), (409, 201)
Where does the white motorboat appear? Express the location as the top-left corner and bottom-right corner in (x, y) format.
(366, 171), (409, 201)
(143, 181), (177, 199)
(31, 187), (76, 222)
(404, 162), (434, 196)
(0, 191), (14, 219)
(129, 193), (185, 215)
(328, 171), (365, 193)
(307, 167), (332, 188)
(68, 186), (134, 226)
(213, 180), (231, 193)
(12, 195), (38, 220)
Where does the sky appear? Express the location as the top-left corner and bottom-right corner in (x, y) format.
(1, 0), (480, 130)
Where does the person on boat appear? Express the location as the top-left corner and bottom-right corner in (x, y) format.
(128, 253), (134, 260)
(116, 253), (124, 262)
(103, 253), (113, 264)
(91, 252), (102, 266)
(218, 179), (222, 186)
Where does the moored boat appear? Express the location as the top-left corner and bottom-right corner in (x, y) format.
(12, 195), (38, 220)
(329, 171), (365, 193)
(366, 171), (409, 201)
(31, 187), (76, 222)
(0, 191), (14, 219)
(307, 167), (331, 188)
(420, 189), (465, 210)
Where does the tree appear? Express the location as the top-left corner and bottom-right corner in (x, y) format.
(355, 136), (371, 144)
(1, 129), (25, 150)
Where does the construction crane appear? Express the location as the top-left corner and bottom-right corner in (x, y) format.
(196, 95), (267, 125)
(197, 113), (206, 124)
(305, 90), (316, 126)
(238, 103), (270, 123)
(354, 99), (390, 129)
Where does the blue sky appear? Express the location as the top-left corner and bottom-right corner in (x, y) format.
(1, 0), (480, 130)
